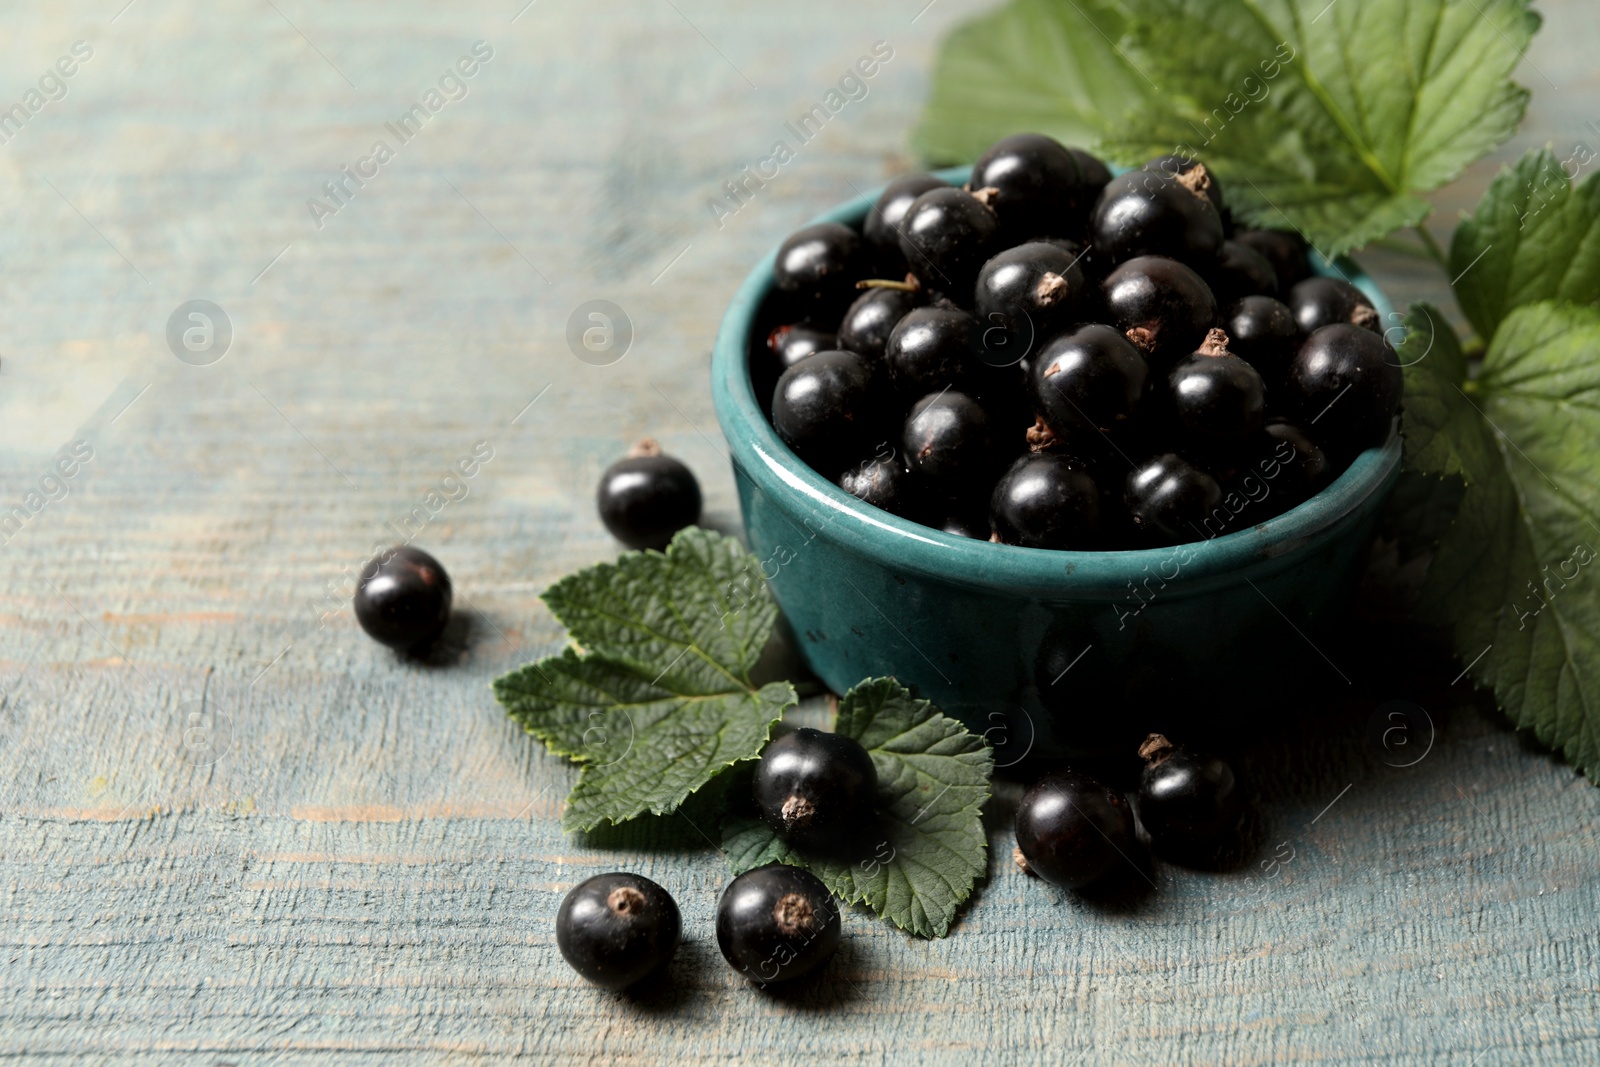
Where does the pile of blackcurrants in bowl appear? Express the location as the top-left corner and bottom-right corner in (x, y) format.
(756, 133), (1403, 549)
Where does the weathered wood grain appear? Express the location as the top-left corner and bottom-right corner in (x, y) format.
(1, 0), (1598, 1062)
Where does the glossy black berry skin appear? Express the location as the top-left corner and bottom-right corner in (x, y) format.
(885, 306), (984, 396)
(753, 728), (879, 851)
(774, 223), (863, 299)
(837, 286), (923, 362)
(940, 506), (990, 540)
(597, 447), (702, 551)
(1234, 228), (1311, 292)
(989, 454), (1102, 549)
(902, 390), (994, 490)
(1169, 349), (1266, 443)
(772, 350), (881, 475)
(969, 133), (1084, 241)
(1125, 454), (1222, 545)
(1256, 420), (1330, 511)
(974, 242), (1088, 358)
(1205, 239), (1279, 306)
(716, 864), (841, 985)
(897, 187), (999, 297)
(1224, 296), (1300, 385)
(1287, 276), (1380, 335)
(1136, 734), (1244, 856)
(1284, 323), (1402, 464)
(556, 872), (681, 991)
(1015, 771), (1137, 889)
(1144, 153), (1226, 217)
(1068, 149), (1113, 207)
(1090, 169), (1225, 266)
(1029, 323), (1148, 439)
(767, 324), (835, 372)
(1101, 256), (1219, 360)
(864, 173), (948, 255)
(838, 454), (926, 521)
(354, 545), (452, 652)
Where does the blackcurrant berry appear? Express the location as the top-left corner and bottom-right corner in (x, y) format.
(897, 187), (999, 298)
(1028, 323), (1148, 439)
(1014, 770), (1137, 889)
(1101, 256), (1219, 361)
(940, 505), (990, 540)
(1256, 419), (1330, 512)
(1234, 228), (1311, 292)
(839, 452), (927, 520)
(1204, 238), (1279, 306)
(1283, 323), (1402, 464)
(902, 390), (994, 490)
(864, 174), (948, 255)
(772, 349), (882, 475)
(1287, 275), (1379, 335)
(556, 872), (681, 990)
(1090, 167), (1225, 266)
(767, 324), (835, 372)
(1168, 330), (1266, 443)
(836, 285), (923, 362)
(974, 241), (1089, 358)
(1136, 733), (1244, 856)
(884, 306), (985, 397)
(716, 864), (841, 985)
(596, 439), (702, 551)
(1125, 454), (1222, 545)
(774, 222), (864, 299)
(1068, 148), (1113, 204)
(969, 132), (1084, 241)
(1223, 295), (1299, 385)
(753, 727), (879, 851)
(354, 545), (452, 652)
(989, 454), (1102, 549)
(1144, 153), (1226, 217)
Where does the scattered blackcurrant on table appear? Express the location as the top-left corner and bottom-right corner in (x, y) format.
(556, 872), (681, 990)
(837, 285), (924, 362)
(969, 132), (1084, 241)
(1283, 323), (1402, 464)
(864, 173), (948, 257)
(989, 453), (1101, 549)
(753, 727), (879, 852)
(1028, 323), (1148, 438)
(1014, 770), (1138, 890)
(596, 439), (702, 551)
(1136, 733), (1244, 857)
(902, 390), (995, 490)
(1223, 295), (1300, 385)
(897, 186), (999, 297)
(1090, 167), (1225, 266)
(974, 241), (1089, 354)
(1287, 275), (1380, 335)
(1101, 255), (1219, 360)
(1168, 330), (1267, 444)
(771, 349), (882, 475)
(773, 222), (863, 300)
(353, 545), (452, 653)
(1234, 228), (1311, 291)
(767, 324), (835, 372)
(717, 864), (841, 985)
(1125, 454), (1223, 545)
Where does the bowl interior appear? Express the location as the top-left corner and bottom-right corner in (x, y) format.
(711, 165), (1402, 593)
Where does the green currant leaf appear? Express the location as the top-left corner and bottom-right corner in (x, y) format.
(910, 0), (1155, 166)
(1450, 148), (1600, 342)
(493, 529), (794, 831)
(1102, 0), (1539, 257)
(1401, 301), (1600, 779)
(723, 678), (993, 939)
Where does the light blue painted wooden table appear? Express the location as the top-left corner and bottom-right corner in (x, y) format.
(0, 1), (1597, 1062)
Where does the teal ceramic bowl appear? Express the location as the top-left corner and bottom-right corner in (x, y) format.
(711, 168), (1400, 750)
